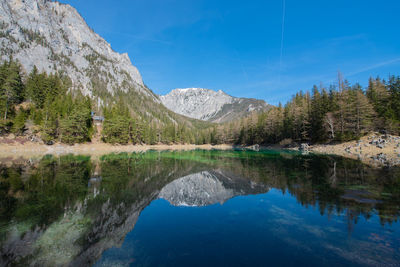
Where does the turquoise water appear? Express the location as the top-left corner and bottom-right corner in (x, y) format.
(1, 150), (399, 266)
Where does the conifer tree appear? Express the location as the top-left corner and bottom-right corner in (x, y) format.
(0, 60), (24, 119)
(26, 66), (46, 107)
(388, 75), (400, 131)
(310, 85), (326, 142)
(352, 84), (375, 136)
(12, 109), (27, 135)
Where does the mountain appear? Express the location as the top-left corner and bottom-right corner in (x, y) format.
(160, 88), (271, 123)
(0, 0), (209, 127)
(0, 0), (145, 96)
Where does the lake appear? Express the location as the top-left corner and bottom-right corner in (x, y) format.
(0, 150), (399, 266)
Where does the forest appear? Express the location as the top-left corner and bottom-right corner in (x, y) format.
(207, 73), (400, 145)
(0, 59), (201, 145)
(0, 58), (399, 146)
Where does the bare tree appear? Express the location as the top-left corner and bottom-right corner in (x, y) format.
(325, 112), (335, 139)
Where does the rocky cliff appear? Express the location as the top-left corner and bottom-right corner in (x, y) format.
(0, 0), (213, 126)
(0, 0), (267, 126)
(0, 0), (152, 97)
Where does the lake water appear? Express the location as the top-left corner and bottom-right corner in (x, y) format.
(0, 150), (399, 266)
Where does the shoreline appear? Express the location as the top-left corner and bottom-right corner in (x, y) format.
(0, 141), (234, 159)
(261, 133), (400, 167)
(0, 133), (399, 167)
(307, 133), (400, 168)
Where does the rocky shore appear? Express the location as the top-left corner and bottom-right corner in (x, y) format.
(309, 133), (400, 167)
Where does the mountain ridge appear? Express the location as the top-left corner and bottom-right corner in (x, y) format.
(160, 87), (271, 123)
(0, 0), (269, 132)
(0, 0), (214, 130)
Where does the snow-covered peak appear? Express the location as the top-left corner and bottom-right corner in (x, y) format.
(160, 88), (270, 123)
(170, 88), (229, 97)
(160, 88), (234, 121)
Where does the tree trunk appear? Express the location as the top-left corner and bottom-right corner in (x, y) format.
(4, 98), (8, 120)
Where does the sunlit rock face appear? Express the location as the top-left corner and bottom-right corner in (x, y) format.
(0, 0), (152, 98)
(159, 170), (269, 206)
(160, 88), (271, 123)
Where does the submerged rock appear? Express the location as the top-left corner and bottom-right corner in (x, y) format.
(248, 144), (260, 151)
(300, 143), (309, 151)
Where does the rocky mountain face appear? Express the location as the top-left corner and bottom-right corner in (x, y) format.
(160, 88), (271, 123)
(0, 0), (201, 126)
(0, 0), (267, 126)
(0, 0), (149, 97)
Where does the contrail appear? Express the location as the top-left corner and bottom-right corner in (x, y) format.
(278, 0), (286, 86)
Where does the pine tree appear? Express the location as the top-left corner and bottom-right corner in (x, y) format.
(0, 60), (24, 119)
(388, 75), (400, 133)
(102, 115), (130, 144)
(310, 85), (326, 142)
(366, 77), (390, 131)
(12, 109), (27, 135)
(26, 66), (46, 107)
(352, 85), (375, 136)
(59, 100), (92, 144)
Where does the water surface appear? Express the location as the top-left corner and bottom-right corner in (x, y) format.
(1, 150), (399, 266)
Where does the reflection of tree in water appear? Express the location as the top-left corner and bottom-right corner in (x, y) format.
(0, 155), (92, 227)
(208, 150), (400, 226)
(0, 152), (214, 266)
(0, 150), (399, 265)
(94, 150), (400, 228)
(1, 151), (399, 231)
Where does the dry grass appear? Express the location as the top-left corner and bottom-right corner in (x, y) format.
(0, 141), (233, 160)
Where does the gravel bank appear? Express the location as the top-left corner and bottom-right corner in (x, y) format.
(310, 133), (400, 167)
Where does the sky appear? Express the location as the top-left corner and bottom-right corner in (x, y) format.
(60, 0), (400, 105)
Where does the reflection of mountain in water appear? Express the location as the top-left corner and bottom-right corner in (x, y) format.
(159, 170), (269, 206)
(1, 151), (400, 266)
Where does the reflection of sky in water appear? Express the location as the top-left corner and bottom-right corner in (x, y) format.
(2, 151), (400, 266)
(95, 189), (400, 267)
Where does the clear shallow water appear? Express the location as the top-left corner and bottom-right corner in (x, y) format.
(1, 150), (400, 266)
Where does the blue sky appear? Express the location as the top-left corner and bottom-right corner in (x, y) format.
(60, 0), (400, 105)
